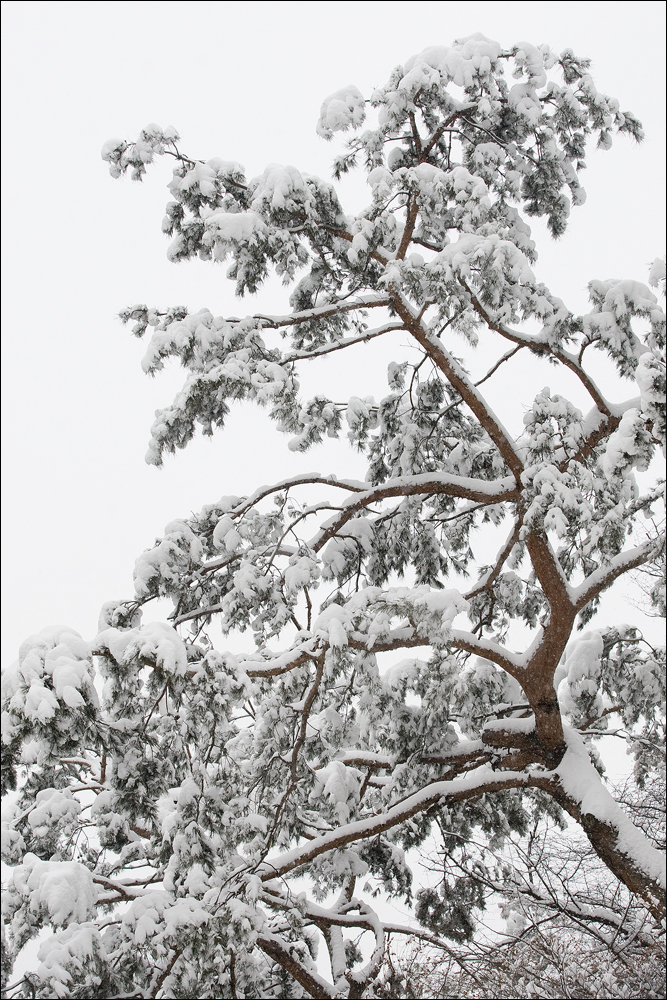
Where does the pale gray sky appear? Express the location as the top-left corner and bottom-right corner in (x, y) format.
(2, 0), (665, 668)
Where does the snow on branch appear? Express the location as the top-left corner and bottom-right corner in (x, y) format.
(258, 768), (528, 882)
(569, 537), (664, 611)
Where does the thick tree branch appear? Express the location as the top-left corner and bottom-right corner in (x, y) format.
(569, 537), (663, 612)
(391, 292), (525, 479)
(311, 473), (519, 551)
(558, 409), (622, 471)
(523, 531), (573, 615)
(228, 474), (371, 519)
(422, 110), (465, 157)
(241, 643), (319, 678)
(449, 630), (525, 677)
(258, 768), (528, 882)
(532, 731), (666, 920)
(321, 224), (390, 266)
(258, 933), (335, 999)
(396, 197), (420, 260)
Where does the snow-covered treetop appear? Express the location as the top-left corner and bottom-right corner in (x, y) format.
(3, 35), (664, 1000)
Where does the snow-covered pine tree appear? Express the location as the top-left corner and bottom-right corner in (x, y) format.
(2, 34), (665, 1000)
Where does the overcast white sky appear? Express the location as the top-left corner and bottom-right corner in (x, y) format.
(1, 0), (665, 671)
